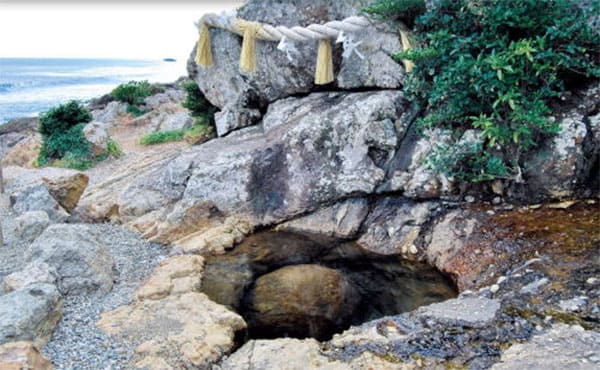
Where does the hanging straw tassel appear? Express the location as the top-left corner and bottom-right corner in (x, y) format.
(196, 22), (213, 67)
(399, 29), (415, 73)
(315, 38), (334, 85)
(238, 21), (261, 72)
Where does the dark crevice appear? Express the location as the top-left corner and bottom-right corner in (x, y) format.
(200, 230), (457, 342)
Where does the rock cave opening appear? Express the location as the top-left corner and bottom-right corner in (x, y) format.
(200, 230), (458, 342)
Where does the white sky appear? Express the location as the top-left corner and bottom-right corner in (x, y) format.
(0, 1), (240, 60)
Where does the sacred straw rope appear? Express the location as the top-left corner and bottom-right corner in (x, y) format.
(195, 14), (414, 85)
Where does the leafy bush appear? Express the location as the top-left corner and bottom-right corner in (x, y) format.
(373, 0), (600, 181)
(180, 81), (216, 118)
(139, 129), (185, 145)
(111, 80), (156, 106)
(362, 0), (425, 27)
(38, 101), (93, 166)
(39, 100), (92, 137)
(183, 121), (214, 144)
(106, 138), (124, 158)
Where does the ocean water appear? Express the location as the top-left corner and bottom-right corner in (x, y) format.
(0, 58), (188, 123)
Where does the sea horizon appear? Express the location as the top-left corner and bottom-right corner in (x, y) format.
(0, 57), (188, 124)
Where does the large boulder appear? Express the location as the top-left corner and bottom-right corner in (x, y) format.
(27, 224), (115, 295)
(243, 264), (360, 340)
(0, 284), (62, 347)
(192, 0), (406, 135)
(109, 91), (405, 242)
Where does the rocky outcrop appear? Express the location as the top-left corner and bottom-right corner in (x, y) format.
(244, 264), (360, 340)
(97, 255), (245, 369)
(191, 0), (406, 136)
(0, 284), (62, 347)
(27, 224), (115, 295)
(0, 341), (53, 370)
(80, 91), (407, 243)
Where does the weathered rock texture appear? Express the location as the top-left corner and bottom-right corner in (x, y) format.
(98, 255), (245, 369)
(0, 341), (53, 370)
(0, 284), (62, 347)
(27, 224), (114, 295)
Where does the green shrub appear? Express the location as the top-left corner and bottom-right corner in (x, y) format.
(180, 81), (216, 118)
(126, 104), (145, 117)
(377, 0), (599, 182)
(139, 129), (185, 145)
(111, 80), (155, 105)
(39, 100), (92, 137)
(183, 122), (214, 144)
(38, 101), (94, 166)
(363, 0), (425, 27)
(106, 138), (124, 158)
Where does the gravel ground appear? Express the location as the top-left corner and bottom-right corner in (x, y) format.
(40, 224), (168, 370)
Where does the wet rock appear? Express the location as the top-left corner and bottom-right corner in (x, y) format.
(1, 261), (57, 293)
(14, 211), (50, 242)
(244, 264), (360, 340)
(82, 121), (109, 156)
(0, 284), (62, 347)
(42, 172), (88, 212)
(0, 341), (52, 370)
(10, 185), (69, 222)
(28, 224), (114, 295)
(97, 292), (246, 369)
(491, 324), (600, 370)
(192, 0), (405, 134)
(276, 198), (369, 239)
(358, 198), (437, 255)
(417, 296), (500, 328)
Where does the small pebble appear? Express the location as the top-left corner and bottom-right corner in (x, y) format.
(489, 284), (499, 293)
(586, 277), (598, 285)
(465, 195), (475, 203)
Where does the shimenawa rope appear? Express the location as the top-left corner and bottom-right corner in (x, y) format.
(195, 12), (414, 85)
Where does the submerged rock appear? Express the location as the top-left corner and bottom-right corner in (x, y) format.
(243, 264), (360, 340)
